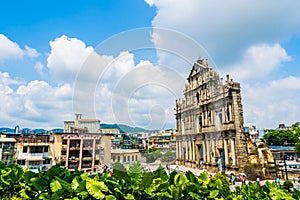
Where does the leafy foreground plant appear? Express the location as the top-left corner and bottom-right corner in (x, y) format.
(0, 161), (299, 199)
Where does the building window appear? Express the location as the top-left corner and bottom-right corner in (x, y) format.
(43, 159), (51, 164)
(112, 156), (115, 162)
(17, 160), (25, 165)
(136, 155), (138, 161)
(124, 156), (126, 162)
(23, 147), (28, 153)
(132, 155), (134, 161)
(128, 156), (130, 162)
(118, 156), (120, 162)
(30, 146), (43, 153)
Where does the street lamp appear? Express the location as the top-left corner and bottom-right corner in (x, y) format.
(283, 154), (288, 180)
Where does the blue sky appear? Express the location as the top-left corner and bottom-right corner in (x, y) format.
(0, 0), (300, 130)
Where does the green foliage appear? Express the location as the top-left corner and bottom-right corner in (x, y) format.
(264, 122), (300, 148)
(283, 180), (294, 191)
(263, 129), (299, 146)
(144, 148), (163, 163)
(162, 151), (176, 163)
(128, 161), (142, 175)
(292, 122), (300, 153)
(291, 122), (300, 136)
(0, 161), (300, 199)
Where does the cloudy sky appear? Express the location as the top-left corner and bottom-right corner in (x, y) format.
(0, 0), (299, 130)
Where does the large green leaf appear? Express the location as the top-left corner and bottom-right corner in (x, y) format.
(23, 171), (38, 184)
(50, 179), (62, 192)
(139, 172), (153, 190)
(153, 167), (168, 181)
(54, 176), (73, 193)
(30, 177), (49, 191)
(124, 194), (135, 200)
(71, 178), (79, 190)
(113, 162), (130, 183)
(198, 172), (210, 186)
(105, 195), (117, 200)
(189, 191), (201, 199)
(186, 171), (197, 183)
(0, 169), (11, 185)
(128, 161), (142, 175)
(209, 190), (219, 199)
(168, 170), (177, 185)
(44, 164), (61, 181)
(86, 179), (108, 199)
(174, 173), (187, 187)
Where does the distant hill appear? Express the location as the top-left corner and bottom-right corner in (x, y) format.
(0, 127), (15, 133)
(0, 127), (64, 134)
(100, 123), (151, 133)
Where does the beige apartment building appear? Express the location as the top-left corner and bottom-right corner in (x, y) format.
(55, 114), (112, 172)
(148, 129), (176, 152)
(15, 134), (52, 172)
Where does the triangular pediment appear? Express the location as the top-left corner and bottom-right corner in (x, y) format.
(188, 60), (208, 80)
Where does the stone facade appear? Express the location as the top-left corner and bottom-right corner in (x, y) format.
(175, 59), (248, 172)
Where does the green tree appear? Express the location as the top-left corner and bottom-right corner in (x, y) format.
(291, 122), (300, 136)
(291, 122), (300, 153)
(263, 125), (299, 146)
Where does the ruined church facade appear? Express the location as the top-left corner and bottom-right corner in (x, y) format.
(175, 59), (248, 172)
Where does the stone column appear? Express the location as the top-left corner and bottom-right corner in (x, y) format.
(206, 139), (210, 163)
(176, 141), (179, 160)
(185, 141), (188, 162)
(224, 139), (229, 165)
(202, 141), (206, 162)
(222, 107), (226, 123)
(228, 105), (232, 121)
(211, 110), (214, 125)
(179, 141), (182, 161)
(211, 140), (215, 164)
(78, 137), (83, 170)
(189, 140), (192, 161)
(230, 138), (236, 166)
(192, 140), (195, 161)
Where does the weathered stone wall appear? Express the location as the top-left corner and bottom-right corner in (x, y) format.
(175, 59), (248, 172)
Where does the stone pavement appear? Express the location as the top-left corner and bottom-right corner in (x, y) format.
(169, 164), (212, 176)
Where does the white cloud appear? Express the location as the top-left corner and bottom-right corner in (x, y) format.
(24, 45), (39, 58)
(0, 69), (73, 128)
(270, 76), (300, 90)
(34, 62), (44, 75)
(0, 34), (23, 60)
(47, 35), (94, 83)
(146, 0), (300, 65)
(224, 43), (291, 81)
(145, 0), (300, 129)
(0, 71), (24, 85)
(91, 56), (185, 129)
(242, 76), (300, 129)
(0, 34), (39, 61)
